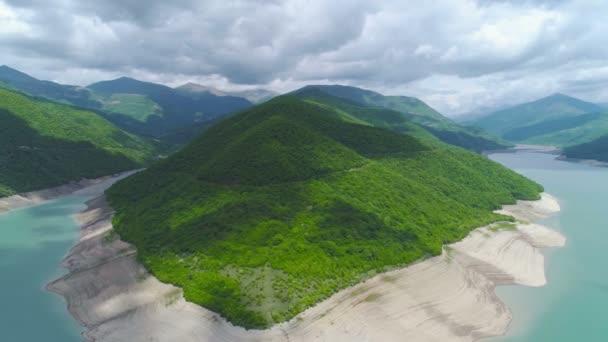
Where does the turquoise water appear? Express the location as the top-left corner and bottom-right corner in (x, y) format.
(0, 197), (87, 342)
(489, 151), (608, 341)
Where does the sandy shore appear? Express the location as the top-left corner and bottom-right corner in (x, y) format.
(0, 171), (137, 213)
(48, 192), (565, 342)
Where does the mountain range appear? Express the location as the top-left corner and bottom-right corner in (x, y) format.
(291, 85), (509, 152)
(0, 66), (257, 142)
(470, 93), (607, 146)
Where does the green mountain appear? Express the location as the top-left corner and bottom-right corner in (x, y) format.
(0, 66), (254, 142)
(0, 88), (157, 196)
(292, 85), (508, 152)
(0, 65), (99, 108)
(471, 94), (607, 146)
(176, 83), (278, 104)
(87, 77), (253, 140)
(106, 94), (542, 328)
(563, 135), (608, 162)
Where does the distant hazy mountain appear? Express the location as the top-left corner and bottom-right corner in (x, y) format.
(471, 93), (608, 146)
(176, 82), (278, 104)
(452, 104), (511, 123)
(87, 77), (252, 140)
(106, 92), (541, 329)
(0, 87), (158, 196)
(0, 66), (254, 142)
(0, 65), (99, 108)
(291, 85), (509, 152)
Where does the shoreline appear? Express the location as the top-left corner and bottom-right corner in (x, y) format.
(486, 144), (608, 169)
(556, 155), (608, 168)
(0, 171), (138, 213)
(49, 191), (565, 341)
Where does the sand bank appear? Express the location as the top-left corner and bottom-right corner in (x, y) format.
(48, 192), (564, 342)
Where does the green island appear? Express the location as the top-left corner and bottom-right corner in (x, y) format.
(0, 88), (158, 196)
(106, 93), (542, 328)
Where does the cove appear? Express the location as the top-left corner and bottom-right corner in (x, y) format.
(0, 196), (86, 342)
(489, 151), (608, 341)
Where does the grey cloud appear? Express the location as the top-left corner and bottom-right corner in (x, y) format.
(1, 0), (608, 113)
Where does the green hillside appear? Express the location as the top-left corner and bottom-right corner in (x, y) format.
(106, 95), (542, 328)
(0, 88), (157, 196)
(563, 135), (608, 162)
(293, 85), (508, 152)
(472, 93), (606, 146)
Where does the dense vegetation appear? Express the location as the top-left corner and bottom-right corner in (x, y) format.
(292, 85), (509, 152)
(0, 88), (157, 196)
(471, 93), (608, 146)
(107, 95), (542, 328)
(563, 134), (608, 162)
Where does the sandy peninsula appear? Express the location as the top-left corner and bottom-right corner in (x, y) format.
(47, 191), (564, 342)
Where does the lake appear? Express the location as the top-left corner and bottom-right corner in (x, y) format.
(489, 151), (608, 341)
(0, 196), (86, 341)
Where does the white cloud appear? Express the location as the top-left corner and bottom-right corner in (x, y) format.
(1, 0), (608, 114)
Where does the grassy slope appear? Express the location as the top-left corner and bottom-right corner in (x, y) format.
(563, 134), (608, 161)
(294, 85), (508, 152)
(100, 93), (163, 122)
(88, 77), (253, 139)
(107, 95), (542, 328)
(0, 88), (157, 196)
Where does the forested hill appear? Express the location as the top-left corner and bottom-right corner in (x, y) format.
(291, 85), (509, 152)
(0, 88), (158, 196)
(106, 94), (542, 329)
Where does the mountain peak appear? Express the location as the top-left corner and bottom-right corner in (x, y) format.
(547, 92), (573, 100)
(0, 65), (35, 79)
(176, 82), (225, 95)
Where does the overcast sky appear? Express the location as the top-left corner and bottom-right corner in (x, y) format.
(1, 0), (607, 115)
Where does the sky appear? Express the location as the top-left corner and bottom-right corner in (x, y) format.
(1, 0), (607, 115)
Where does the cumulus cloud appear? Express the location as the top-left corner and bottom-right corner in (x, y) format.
(0, 0), (607, 114)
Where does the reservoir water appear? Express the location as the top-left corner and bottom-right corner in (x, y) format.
(489, 151), (608, 341)
(0, 196), (86, 341)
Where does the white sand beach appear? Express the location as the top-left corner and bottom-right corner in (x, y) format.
(47, 192), (565, 342)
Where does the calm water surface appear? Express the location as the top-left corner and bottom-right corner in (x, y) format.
(489, 151), (608, 341)
(0, 196), (87, 341)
